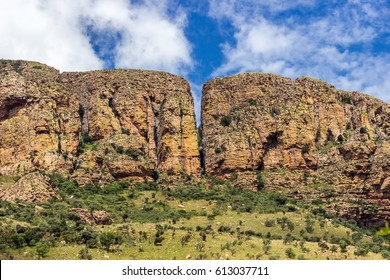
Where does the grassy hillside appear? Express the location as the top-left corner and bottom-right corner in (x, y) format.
(0, 175), (389, 260)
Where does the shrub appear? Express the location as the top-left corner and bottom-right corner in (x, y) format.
(78, 133), (97, 154)
(79, 247), (92, 260)
(354, 247), (368, 257)
(248, 99), (257, 106)
(318, 241), (329, 252)
(339, 240), (348, 253)
(305, 218), (315, 234)
(24, 227), (45, 246)
(152, 170), (159, 181)
(376, 223), (390, 243)
(285, 248), (296, 259)
(196, 242), (205, 252)
(154, 236), (164, 246)
(263, 244), (271, 254)
(283, 233), (295, 245)
(35, 242), (49, 259)
(79, 231), (98, 248)
(181, 233), (191, 246)
(10, 234), (26, 248)
(287, 221), (295, 232)
(99, 232), (116, 251)
(301, 144), (310, 154)
(220, 116), (232, 127)
(218, 225), (232, 232)
(351, 232), (363, 244)
(124, 147), (142, 160)
(264, 219), (275, 227)
(256, 172), (266, 191)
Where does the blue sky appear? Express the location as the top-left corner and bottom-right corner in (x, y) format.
(1, 0), (390, 124)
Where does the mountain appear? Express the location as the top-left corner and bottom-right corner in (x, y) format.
(202, 73), (390, 226)
(0, 59), (199, 191)
(0, 60), (389, 226)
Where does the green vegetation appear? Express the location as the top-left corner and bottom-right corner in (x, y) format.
(0, 175), (389, 260)
(220, 116), (232, 127)
(10, 60), (23, 75)
(110, 143), (143, 160)
(338, 93), (352, 105)
(360, 127), (368, 134)
(256, 172), (266, 191)
(77, 133), (97, 154)
(377, 223), (390, 242)
(248, 99), (257, 106)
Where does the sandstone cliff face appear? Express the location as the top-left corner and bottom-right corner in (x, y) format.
(201, 73), (390, 225)
(1, 60), (389, 225)
(0, 60), (199, 187)
(0, 60), (79, 177)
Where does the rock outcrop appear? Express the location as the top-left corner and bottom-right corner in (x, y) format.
(0, 60), (200, 187)
(201, 73), (390, 226)
(0, 172), (59, 202)
(70, 208), (113, 225)
(1, 60), (389, 226)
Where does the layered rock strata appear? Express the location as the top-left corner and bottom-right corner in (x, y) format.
(201, 73), (390, 225)
(0, 60), (199, 187)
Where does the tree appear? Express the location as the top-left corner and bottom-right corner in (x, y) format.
(79, 247), (92, 260)
(256, 172), (266, 191)
(196, 242), (205, 252)
(318, 241), (329, 252)
(35, 242), (49, 259)
(263, 244), (271, 255)
(351, 232), (363, 245)
(287, 220), (295, 232)
(285, 248), (296, 259)
(99, 232), (115, 251)
(376, 223), (390, 243)
(339, 240), (348, 253)
(354, 247), (368, 257)
(10, 234), (26, 248)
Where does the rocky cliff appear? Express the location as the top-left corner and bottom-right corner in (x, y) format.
(201, 73), (390, 226)
(1, 60), (389, 226)
(0, 60), (199, 190)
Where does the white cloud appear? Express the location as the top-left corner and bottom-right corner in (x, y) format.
(0, 0), (192, 74)
(0, 0), (102, 71)
(208, 0), (315, 20)
(209, 0), (390, 103)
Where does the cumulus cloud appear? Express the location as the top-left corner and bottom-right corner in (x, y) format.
(0, 0), (102, 71)
(0, 0), (192, 74)
(209, 0), (390, 103)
